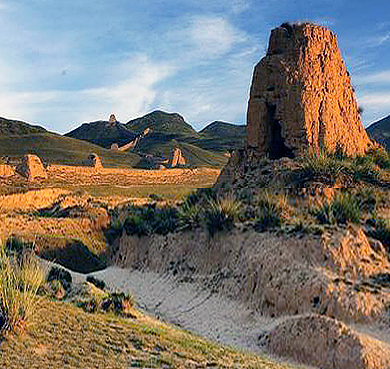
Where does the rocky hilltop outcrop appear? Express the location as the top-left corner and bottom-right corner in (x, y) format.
(247, 22), (370, 158)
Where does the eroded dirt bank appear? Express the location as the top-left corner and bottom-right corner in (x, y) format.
(103, 227), (390, 369)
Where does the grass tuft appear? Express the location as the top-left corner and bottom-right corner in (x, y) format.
(204, 194), (241, 237)
(313, 192), (361, 225)
(368, 218), (390, 249)
(254, 191), (289, 232)
(301, 151), (345, 183)
(0, 247), (45, 334)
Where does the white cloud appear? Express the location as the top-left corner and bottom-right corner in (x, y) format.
(229, 0), (251, 14)
(359, 92), (390, 107)
(362, 31), (390, 49)
(355, 70), (390, 85)
(190, 16), (247, 59)
(0, 55), (175, 132)
(163, 15), (249, 63)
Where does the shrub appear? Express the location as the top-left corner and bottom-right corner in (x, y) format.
(123, 206), (180, 237)
(204, 195), (241, 237)
(47, 266), (72, 291)
(0, 247), (45, 334)
(153, 208), (179, 235)
(368, 218), (390, 248)
(5, 236), (34, 255)
(179, 202), (202, 231)
(104, 220), (123, 244)
(301, 151), (345, 183)
(183, 188), (216, 207)
(313, 193), (361, 225)
(101, 291), (135, 317)
(367, 146), (390, 169)
(124, 214), (151, 237)
(290, 219), (312, 235)
(149, 193), (163, 202)
(86, 276), (106, 290)
(354, 188), (378, 212)
(48, 280), (66, 300)
(349, 160), (381, 184)
(254, 192), (287, 231)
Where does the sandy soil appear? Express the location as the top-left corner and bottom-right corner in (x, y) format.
(90, 267), (278, 353)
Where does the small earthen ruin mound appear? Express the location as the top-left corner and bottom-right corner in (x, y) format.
(169, 147), (186, 168)
(267, 315), (390, 369)
(16, 154), (47, 180)
(87, 153), (103, 170)
(0, 164), (15, 177)
(247, 22), (370, 158)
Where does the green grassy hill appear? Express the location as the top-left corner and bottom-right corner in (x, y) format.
(0, 132), (140, 168)
(0, 117), (47, 136)
(367, 114), (390, 150)
(126, 110), (200, 138)
(65, 120), (136, 149)
(186, 121), (246, 153)
(0, 297), (295, 369)
(135, 136), (228, 168)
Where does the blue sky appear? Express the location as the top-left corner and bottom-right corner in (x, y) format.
(0, 0), (389, 133)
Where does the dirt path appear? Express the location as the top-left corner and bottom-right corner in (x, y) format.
(90, 267), (278, 353)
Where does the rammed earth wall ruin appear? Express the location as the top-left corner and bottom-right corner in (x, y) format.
(247, 23), (370, 158)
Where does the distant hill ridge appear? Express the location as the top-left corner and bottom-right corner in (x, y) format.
(367, 115), (390, 151)
(65, 119), (136, 149)
(0, 112), (245, 168)
(65, 110), (245, 154)
(0, 117), (47, 136)
(126, 110), (199, 138)
(0, 117), (140, 167)
(200, 121), (246, 139)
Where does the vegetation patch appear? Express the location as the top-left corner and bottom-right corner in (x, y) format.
(204, 194), (242, 237)
(313, 192), (361, 225)
(367, 218), (390, 250)
(0, 246), (44, 334)
(254, 191), (290, 232)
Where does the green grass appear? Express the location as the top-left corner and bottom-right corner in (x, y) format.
(254, 191), (289, 232)
(0, 297), (299, 368)
(0, 246), (45, 334)
(135, 136), (228, 168)
(313, 192), (361, 225)
(0, 132), (140, 168)
(204, 194), (242, 237)
(73, 184), (199, 200)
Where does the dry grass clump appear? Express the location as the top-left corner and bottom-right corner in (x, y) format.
(204, 194), (242, 237)
(312, 192), (361, 225)
(300, 151), (345, 184)
(0, 188), (69, 213)
(254, 191), (291, 232)
(0, 245), (45, 334)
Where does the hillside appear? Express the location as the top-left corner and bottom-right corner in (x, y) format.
(367, 114), (390, 149)
(63, 112), (244, 166)
(200, 121), (246, 139)
(0, 132), (140, 168)
(0, 296), (294, 369)
(134, 135), (228, 168)
(0, 117), (47, 136)
(126, 110), (200, 138)
(188, 121), (246, 152)
(65, 119), (136, 148)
